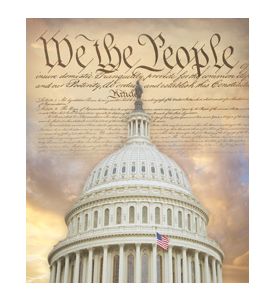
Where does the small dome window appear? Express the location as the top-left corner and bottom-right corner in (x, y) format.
(97, 168), (102, 179)
(131, 163), (136, 173)
(169, 169), (172, 177)
(160, 167), (164, 175)
(104, 168), (108, 177)
(112, 166), (117, 174)
(141, 162), (146, 173)
(151, 164), (155, 173)
(122, 165), (126, 173)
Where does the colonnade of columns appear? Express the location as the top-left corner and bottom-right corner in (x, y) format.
(128, 118), (149, 138)
(50, 244), (222, 283)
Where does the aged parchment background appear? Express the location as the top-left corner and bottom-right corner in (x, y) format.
(26, 18), (248, 282)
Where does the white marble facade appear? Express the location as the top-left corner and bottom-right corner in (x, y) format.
(48, 85), (224, 283)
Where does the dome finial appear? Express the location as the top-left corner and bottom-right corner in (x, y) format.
(134, 80), (144, 111)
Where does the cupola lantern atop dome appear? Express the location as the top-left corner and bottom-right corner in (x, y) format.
(128, 81), (150, 142)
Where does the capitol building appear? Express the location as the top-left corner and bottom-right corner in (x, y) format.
(48, 82), (224, 283)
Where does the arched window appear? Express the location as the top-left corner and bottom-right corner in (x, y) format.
(155, 207), (160, 224)
(151, 164), (156, 174)
(194, 217), (198, 232)
(169, 169), (173, 177)
(104, 208), (109, 226)
(99, 257), (103, 283)
(160, 166), (164, 175)
(142, 206), (148, 224)
(93, 211), (98, 228)
(187, 214), (191, 231)
(113, 255), (119, 283)
(178, 211), (183, 228)
(112, 165), (117, 174)
(129, 206), (135, 224)
(122, 165), (126, 174)
(157, 255), (163, 283)
(84, 213), (88, 231)
(127, 254), (134, 283)
(141, 253), (149, 283)
(167, 208), (172, 226)
(116, 207), (122, 224)
(104, 168), (108, 177)
(77, 216), (80, 232)
(97, 168), (101, 179)
(141, 162), (146, 173)
(131, 163), (136, 173)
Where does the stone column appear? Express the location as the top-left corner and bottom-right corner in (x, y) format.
(211, 258), (217, 283)
(64, 255), (70, 283)
(135, 244), (141, 283)
(168, 246), (173, 283)
(102, 246), (108, 283)
(176, 253), (181, 283)
(73, 252), (80, 283)
(56, 259), (61, 283)
(217, 261), (223, 283)
(204, 254), (210, 283)
(194, 251), (200, 283)
(119, 244), (124, 283)
(50, 262), (56, 283)
(135, 120), (138, 135)
(151, 244), (157, 283)
(182, 248), (188, 283)
(82, 255), (87, 283)
(86, 248), (94, 283)
(187, 254), (192, 282)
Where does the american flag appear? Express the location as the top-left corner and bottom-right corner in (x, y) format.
(156, 232), (169, 250)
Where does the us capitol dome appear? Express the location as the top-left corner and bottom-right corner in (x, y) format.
(48, 81), (224, 283)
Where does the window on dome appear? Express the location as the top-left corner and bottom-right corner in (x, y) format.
(97, 169), (101, 179)
(112, 166), (117, 174)
(141, 252), (149, 283)
(157, 255), (163, 283)
(167, 208), (172, 226)
(175, 170), (179, 179)
(77, 216), (80, 233)
(169, 169), (173, 177)
(93, 211), (98, 228)
(155, 207), (160, 224)
(160, 167), (164, 175)
(122, 165), (126, 173)
(104, 168), (108, 177)
(84, 213), (88, 231)
(113, 255), (119, 283)
(151, 165), (155, 173)
(138, 121), (141, 135)
(127, 254), (135, 283)
(132, 163), (136, 173)
(116, 207), (122, 224)
(129, 206), (135, 223)
(142, 164), (146, 173)
(194, 216), (198, 232)
(178, 211), (183, 228)
(142, 206), (148, 224)
(104, 208), (110, 226)
(187, 214), (191, 231)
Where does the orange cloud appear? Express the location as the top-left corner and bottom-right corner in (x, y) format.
(26, 200), (66, 283)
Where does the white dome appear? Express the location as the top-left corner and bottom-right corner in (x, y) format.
(83, 141), (191, 195)
(48, 82), (223, 284)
